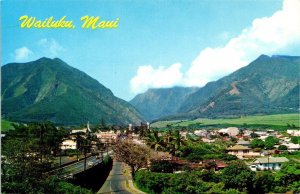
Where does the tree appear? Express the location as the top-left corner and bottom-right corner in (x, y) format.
(274, 161), (300, 188)
(145, 131), (164, 151)
(74, 132), (85, 160)
(150, 160), (175, 173)
(278, 145), (288, 150)
(164, 130), (186, 157)
(221, 161), (255, 191)
(113, 139), (150, 177)
(252, 171), (275, 193)
(265, 136), (279, 150)
(250, 139), (265, 149)
(250, 132), (259, 138)
(1, 122), (60, 193)
(291, 136), (300, 144)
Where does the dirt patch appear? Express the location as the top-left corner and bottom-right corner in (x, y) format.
(228, 81), (240, 95)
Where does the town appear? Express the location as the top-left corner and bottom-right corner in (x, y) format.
(2, 120), (300, 193)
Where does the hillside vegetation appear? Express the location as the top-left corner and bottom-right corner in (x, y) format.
(132, 55), (300, 121)
(152, 114), (300, 129)
(1, 57), (144, 125)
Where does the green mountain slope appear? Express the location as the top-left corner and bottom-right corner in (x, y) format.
(130, 55), (299, 121)
(177, 55), (300, 119)
(130, 87), (198, 121)
(1, 57), (144, 125)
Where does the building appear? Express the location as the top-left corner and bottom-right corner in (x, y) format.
(95, 131), (117, 143)
(200, 159), (228, 170)
(219, 127), (239, 137)
(71, 122), (91, 134)
(287, 130), (300, 136)
(249, 157), (289, 171)
(237, 140), (251, 147)
(279, 143), (300, 152)
(60, 139), (77, 150)
(227, 145), (260, 159)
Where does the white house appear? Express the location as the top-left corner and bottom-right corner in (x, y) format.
(227, 145), (260, 159)
(287, 130), (300, 136)
(249, 157), (289, 171)
(219, 127), (239, 136)
(60, 139), (77, 150)
(278, 143), (300, 152)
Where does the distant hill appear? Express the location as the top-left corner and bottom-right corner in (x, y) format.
(177, 55), (300, 119)
(1, 57), (144, 125)
(130, 55), (300, 121)
(130, 87), (198, 121)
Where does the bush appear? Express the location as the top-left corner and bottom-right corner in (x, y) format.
(252, 171), (274, 193)
(278, 145), (288, 150)
(150, 160), (175, 173)
(221, 161), (255, 192)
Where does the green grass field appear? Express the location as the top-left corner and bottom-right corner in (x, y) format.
(1, 119), (16, 132)
(152, 114), (300, 129)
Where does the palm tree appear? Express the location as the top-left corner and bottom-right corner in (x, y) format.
(75, 132), (85, 161)
(164, 130), (174, 144)
(166, 130), (186, 158)
(145, 131), (164, 151)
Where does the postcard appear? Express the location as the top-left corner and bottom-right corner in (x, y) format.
(1, 0), (300, 193)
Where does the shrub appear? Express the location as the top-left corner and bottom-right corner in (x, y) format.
(150, 160), (175, 173)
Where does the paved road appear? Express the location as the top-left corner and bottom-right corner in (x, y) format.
(97, 161), (131, 194)
(61, 155), (99, 176)
(52, 151), (112, 178)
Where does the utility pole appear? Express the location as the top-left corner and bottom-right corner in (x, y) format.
(268, 154), (270, 170)
(106, 142), (108, 156)
(84, 146), (87, 171)
(59, 147), (62, 166)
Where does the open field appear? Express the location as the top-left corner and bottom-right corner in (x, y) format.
(152, 113), (300, 129)
(1, 120), (16, 132)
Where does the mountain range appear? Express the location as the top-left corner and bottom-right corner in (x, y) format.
(130, 55), (300, 121)
(130, 87), (198, 121)
(1, 57), (143, 125)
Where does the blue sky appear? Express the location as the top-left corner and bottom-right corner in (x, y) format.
(2, 0), (300, 100)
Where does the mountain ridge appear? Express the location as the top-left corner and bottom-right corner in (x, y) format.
(2, 57), (144, 125)
(130, 87), (198, 121)
(131, 54), (300, 121)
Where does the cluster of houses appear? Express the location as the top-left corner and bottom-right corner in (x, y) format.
(60, 122), (149, 151)
(60, 124), (119, 151)
(182, 128), (300, 171)
(60, 122), (299, 171)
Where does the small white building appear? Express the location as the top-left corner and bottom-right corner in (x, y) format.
(279, 143), (300, 152)
(287, 130), (300, 136)
(71, 122), (91, 134)
(219, 127), (239, 137)
(60, 139), (77, 150)
(95, 131), (117, 143)
(194, 130), (209, 137)
(250, 157), (289, 171)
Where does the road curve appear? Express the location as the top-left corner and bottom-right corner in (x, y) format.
(97, 161), (132, 194)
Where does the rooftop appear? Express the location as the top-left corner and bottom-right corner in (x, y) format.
(253, 157), (289, 164)
(227, 145), (251, 150)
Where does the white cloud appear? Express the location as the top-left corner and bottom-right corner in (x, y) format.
(14, 47), (33, 61)
(185, 0), (300, 86)
(130, 63), (183, 94)
(38, 38), (65, 56)
(130, 0), (300, 94)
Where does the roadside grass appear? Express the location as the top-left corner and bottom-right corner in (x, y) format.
(1, 119), (16, 132)
(152, 113), (300, 130)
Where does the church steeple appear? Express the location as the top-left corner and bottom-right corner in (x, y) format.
(87, 121), (91, 132)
